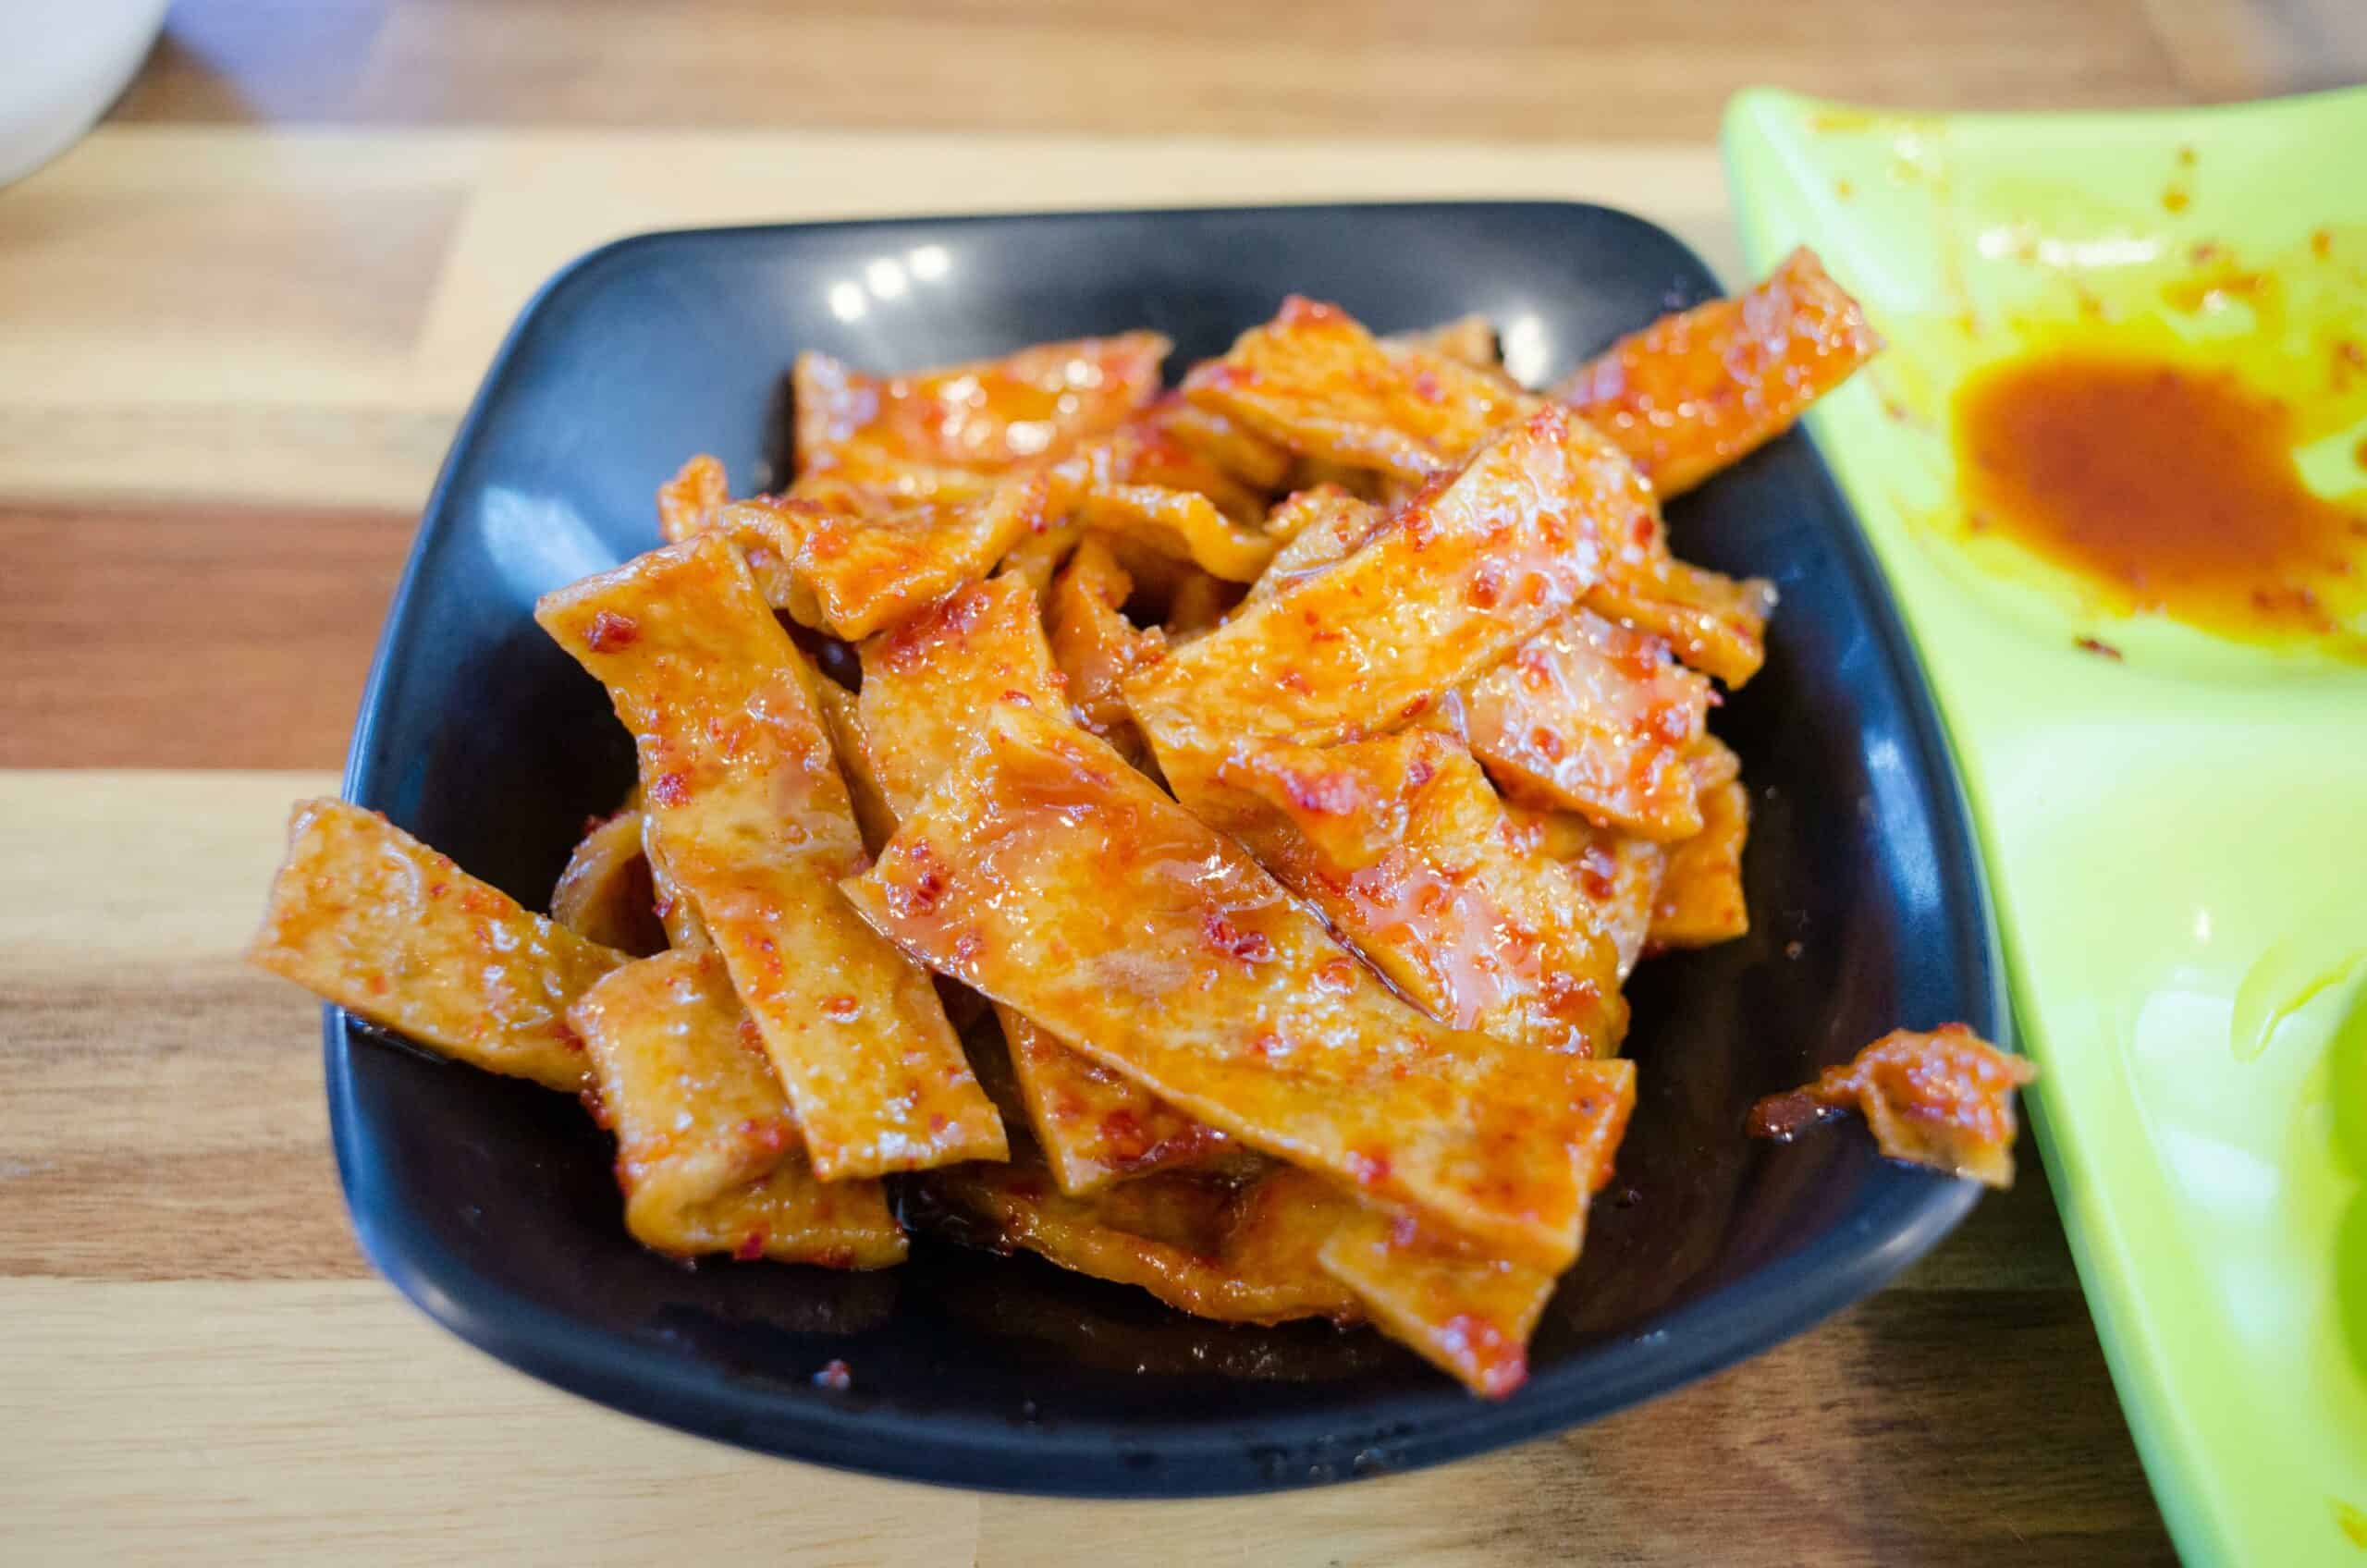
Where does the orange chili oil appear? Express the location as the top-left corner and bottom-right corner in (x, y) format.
(1952, 349), (2367, 643)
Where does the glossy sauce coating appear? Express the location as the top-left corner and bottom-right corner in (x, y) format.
(537, 533), (1006, 1180)
(570, 950), (905, 1266)
(1649, 776), (1751, 949)
(1052, 396), (1282, 527)
(1313, 1065), (1632, 1397)
(1585, 554), (1777, 689)
(656, 452), (730, 544)
(703, 473), (1068, 641)
(1184, 296), (1539, 484)
(1955, 348), (2367, 649)
(1554, 247), (1882, 498)
(1465, 609), (1711, 839)
(248, 799), (625, 1093)
(808, 679), (901, 856)
(793, 332), (1171, 496)
(1141, 398), (1296, 497)
(840, 704), (1627, 1271)
(548, 809), (667, 956)
(1245, 484), (1380, 600)
(1318, 1218), (1555, 1399)
(1072, 483), (1277, 582)
(854, 576), (1226, 1194)
(1044, 538), (1166, 761)
(1216, 730), (1628, 1055)
(1749, 1023), (2034, 1189)
(1491, 806), (1670, 988)
(1127, 406), (1643, 778)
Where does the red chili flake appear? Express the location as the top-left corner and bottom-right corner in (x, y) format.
(1576, 845), (1617, 900)
(647, 771), (692, 807)
(2074, 636), (2124, 661)
(813, 1359), (853, 1390)
(584, 610), (640, 653)
(553, 1020), (586, 1053)
(1540, 970), (1600, 1015)
(821, 994), (861, 1022)
(887, 842), (949, 918)
(893, 868), (946, 917)
(733, 1230), (768, 1261)
(1313, 958), (1357, 993)
(1441, 1313), (1527, 1396)
(1345, 1149), (1392, 1187)
(425, 881), (448, 900)
(1202, 910), (1271, 962)
(737, 1117), (792, 1156)
(1281, 768), (1361, 816)
(1527, 725), (1566, 762)
(877, 588), (988, 673)
(1466, 566), (1503, 608)
(1101, 1108), (1147, 1158)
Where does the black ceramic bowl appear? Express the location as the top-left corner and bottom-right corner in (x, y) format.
(331, 202), (2004, 1496)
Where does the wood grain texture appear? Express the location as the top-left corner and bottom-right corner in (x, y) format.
(111, 0), (2355, 143)
(0, 128), (1737, 513)
(0, 1278), (2167, 1568)
(0, 506), (410, 769)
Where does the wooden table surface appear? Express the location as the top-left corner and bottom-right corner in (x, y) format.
(10, 4), (2361, 1562)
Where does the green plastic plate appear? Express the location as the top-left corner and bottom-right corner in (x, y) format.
(1724, 86), (2367, 1565)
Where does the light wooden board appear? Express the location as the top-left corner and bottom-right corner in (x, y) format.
(0, 127), (1735, 511)
(111, 0), (2367, 143)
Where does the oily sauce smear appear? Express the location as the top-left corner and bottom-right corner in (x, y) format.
(1954, 349), (2367, 646)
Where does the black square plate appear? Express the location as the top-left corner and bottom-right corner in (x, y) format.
(332, 202), (2004, 1496)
